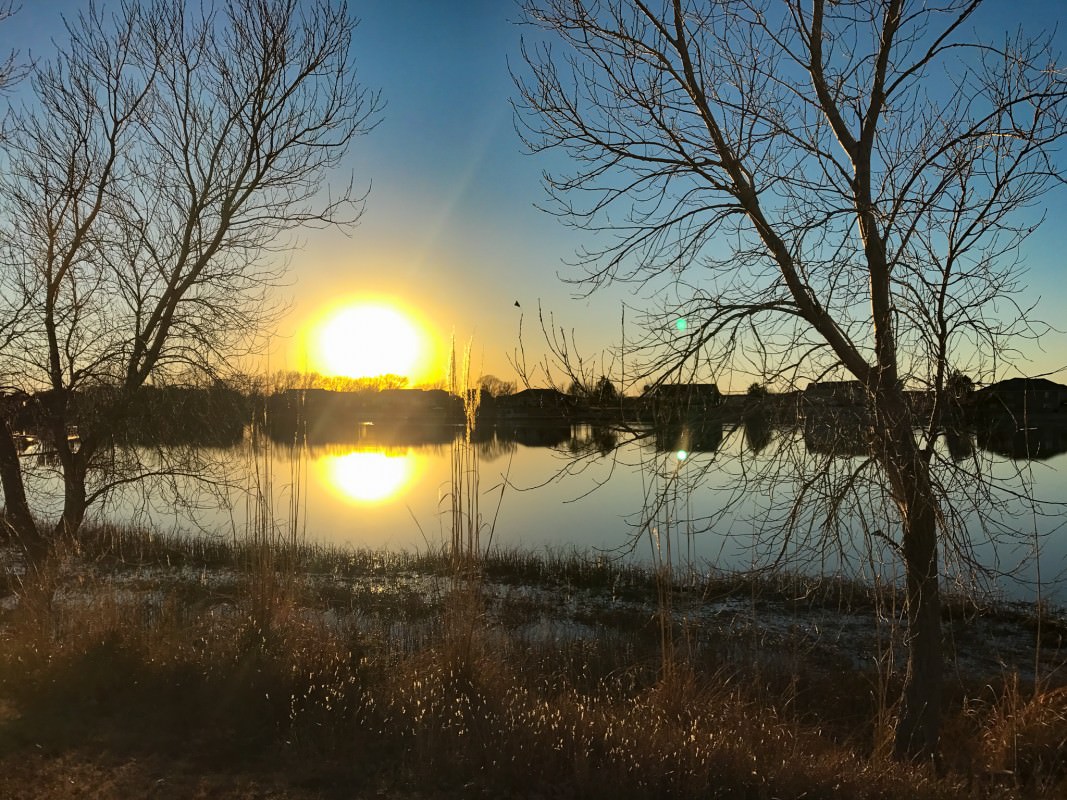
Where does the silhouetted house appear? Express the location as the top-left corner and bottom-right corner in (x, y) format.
(267, 388), (464, 441)
(496, 388), (574, 420)
(802, 380), (867, 408)
(644, 383), (722, 423)
(274, 387), (356, 413)
(266, 388), (359, 443)
(974, 378), (1067, 416)
(366, 388), (458, 421)
(646, 383), (722, 404)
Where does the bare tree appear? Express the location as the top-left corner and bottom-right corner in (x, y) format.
(0, 1), (26, 95)
(516, 0), (1067, 759)
(0, 0), (379, 587)
(477, 373), (517, 397)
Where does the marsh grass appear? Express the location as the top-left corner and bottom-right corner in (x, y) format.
(446, 338), (486, 571)
(239, 404), (308, 647)
(964, 676), (1067, 789)
(0, 527), (1064, 798)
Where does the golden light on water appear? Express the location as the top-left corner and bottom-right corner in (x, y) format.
(312, 302), (427, 381)
(320, 449), (416, 504)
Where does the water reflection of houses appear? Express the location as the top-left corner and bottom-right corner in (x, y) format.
(471, 430), (519, 462)
(566, 424), (620, 457)
(802, 380), (867, 409)
(798, 380), (872, 458)
(653, 420), (723, 454)
(351, 420), (458, 449)
(742, 411), (773, 454)
(942, 427), (975, 462)
(499, 423), (573, 448)
(803, 411), (872, 458)
(976, 420), (1067, 460)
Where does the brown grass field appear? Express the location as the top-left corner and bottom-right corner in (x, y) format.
(0, 528), (1064, 799)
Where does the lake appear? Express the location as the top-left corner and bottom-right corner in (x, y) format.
(65, 415), (1067, 604)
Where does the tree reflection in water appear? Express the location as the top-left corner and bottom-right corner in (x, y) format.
(70, 415), (1067, 601)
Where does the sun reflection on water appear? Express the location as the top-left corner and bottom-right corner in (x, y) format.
(319, 448), (417, 504)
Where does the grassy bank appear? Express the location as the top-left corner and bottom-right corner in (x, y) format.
(0, 527), (1065, 799)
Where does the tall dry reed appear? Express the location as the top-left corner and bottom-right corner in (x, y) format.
(243, 390), (306, 641)
(446, 338), (483, 569)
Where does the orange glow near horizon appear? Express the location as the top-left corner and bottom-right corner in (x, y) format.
(319, 449), (417, 504)
(308, 301), (437, 384)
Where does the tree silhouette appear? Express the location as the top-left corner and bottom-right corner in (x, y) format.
(478, 374), (517, 398)
(517, 0), (1067, 759)
(592, 375), (619, 403)
(0, 0), (380, 594)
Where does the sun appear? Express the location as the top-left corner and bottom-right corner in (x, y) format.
(314, 303), (423, 380)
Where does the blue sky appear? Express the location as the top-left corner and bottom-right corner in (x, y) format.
(5, 1), (1066, 389)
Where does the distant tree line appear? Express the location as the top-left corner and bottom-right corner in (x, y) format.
(269, 371), (411, 394)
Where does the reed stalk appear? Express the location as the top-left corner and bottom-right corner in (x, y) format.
(447, 338), (483, 570)
(243, 388), (306, 641)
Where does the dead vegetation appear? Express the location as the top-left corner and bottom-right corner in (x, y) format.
(0, 530), (1064, 799)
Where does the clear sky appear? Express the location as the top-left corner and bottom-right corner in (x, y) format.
(5, 1), (1066, 390)
(282, 0), (628, 386)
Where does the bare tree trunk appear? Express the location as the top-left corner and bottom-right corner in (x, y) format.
(875, 396), (943, 761)
(56, 456), (88, 542)
(0, 415), (59, 621)
(0, 394), (88, 608)
(0, 417), (46, 565)
(896, 497), (942, 761)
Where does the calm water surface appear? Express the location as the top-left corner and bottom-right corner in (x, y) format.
(80, 422), (1067, 603)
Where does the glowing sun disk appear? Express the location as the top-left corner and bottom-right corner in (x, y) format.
(315, 304), (422, 380)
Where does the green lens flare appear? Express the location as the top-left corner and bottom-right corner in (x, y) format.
(674, 317), (687, 332)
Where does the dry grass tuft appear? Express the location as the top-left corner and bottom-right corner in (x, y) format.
(970, 676), (1067, 792)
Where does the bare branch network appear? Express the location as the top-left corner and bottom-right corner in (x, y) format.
(0, 0), (379, 607)
(515, 0), (1067, 759)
